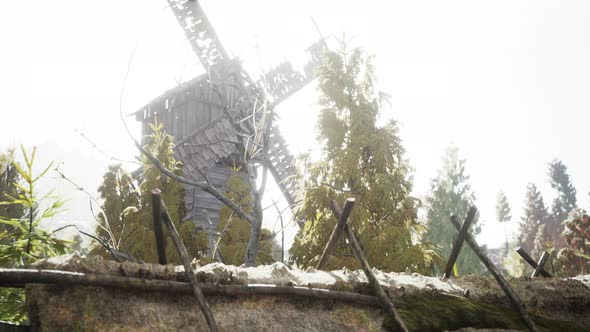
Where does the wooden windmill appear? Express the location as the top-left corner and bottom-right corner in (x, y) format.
(134, 0), (326, 231)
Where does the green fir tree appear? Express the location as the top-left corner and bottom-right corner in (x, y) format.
(289, 43), (439, 273)
(92, 120), (207, 263)
(0, 147), (71, 323)
(496, 191), (512, 253)
(547, 160), (577, 250)
(518, 183), (548, 257)
(423, 146), (484, 276)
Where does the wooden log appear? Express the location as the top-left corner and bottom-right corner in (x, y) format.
(531, 251), (550, 278)
(0, 268), (379, 306)
(316, 198), (356, 270)
(449, 216), (539, 332)
(329, 200), (409, 332)
(151, 190), (167, 265)
(443, 207), (477, 279)
(160, 198), (218, 332)
(515, 247), (552, 277)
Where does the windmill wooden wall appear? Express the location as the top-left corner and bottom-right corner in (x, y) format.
(134, 65), (252, 231)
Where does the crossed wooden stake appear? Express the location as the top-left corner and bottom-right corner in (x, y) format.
(317, 198), (410, 332)
(152, 189), (218, 332)
(443, 206), (539, 332)
(515, 248), (552, 278)
(151, 192), (543, 332)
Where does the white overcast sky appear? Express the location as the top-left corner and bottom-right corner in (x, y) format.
(1, 0), (590, 250)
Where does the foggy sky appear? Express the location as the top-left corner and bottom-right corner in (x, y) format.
(1, 0), (589, 250)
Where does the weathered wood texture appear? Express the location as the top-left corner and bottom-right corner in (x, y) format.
(151, 189), (167, 265)
(330, 200), (409, 332)
(443, 206), (477, 279)
(531, 252), (550, 278)
(316, 198), (356, 270)
(159, 195), (218, 332)
(449, 216), (539, 332)
(515, 247), (552, 278)
(166, 0), (229, 71)
(134, 0), (327, 233)
(0, 268), (379, 306)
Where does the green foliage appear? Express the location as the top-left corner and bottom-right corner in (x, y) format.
(496, 191), (511, 223)
(547, 159), (577, 250)
(554, 211), (590, 276)
(92, 120), (208, 263)
(216, 169), (275, 266)
(496, 191), (511, 253)
(502, 245), (526, 278)
(422, 146), (483, 276)
(90, 163), (140, 257)
(0, 150), (25, 228)
(289, 43), (439, 273)
(0, 146), (71, 323)
(518, 183), (548, 257)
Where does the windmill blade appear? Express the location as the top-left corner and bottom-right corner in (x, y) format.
(167, 0), (229, 71)
(266, 121), (298, 214)
(258, 39), (328, 106)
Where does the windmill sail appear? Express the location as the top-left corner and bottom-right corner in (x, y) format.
(167, 0), (229, 71)
(257, 40), (327, 211)
(141, 2), (328, 228)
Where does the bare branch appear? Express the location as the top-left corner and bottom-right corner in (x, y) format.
(54, 165), (117, 249)
(76, 130), (141, 165)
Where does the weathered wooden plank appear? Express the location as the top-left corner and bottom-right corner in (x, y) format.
(443, 206), (477, 279)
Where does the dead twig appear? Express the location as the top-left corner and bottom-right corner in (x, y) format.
(54, 165), (117, 248)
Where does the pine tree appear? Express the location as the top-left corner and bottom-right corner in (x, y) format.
(0, 147), (71, 323)
(0, 150), (25, 238)
(496, 191), (512, 253)
(518, 183), (548, 256)
(92, 121), (207, 263)
(547, 160), (577, 250)
(289, 43), (439, 273)
(423, 146), (483, 276)
(215, 170), (275, 266)
(90, 164), (140, 258)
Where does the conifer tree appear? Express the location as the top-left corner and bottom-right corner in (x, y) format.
(547, 160), (577, 249)
(289, 43), (438, 273)
(0, 150), (25, 233)
(0, 147), (71, 323)
(90, 164), (139, 257)
(423, 146), (483, 275)
(92, 121), (207, 263)
(496, 191), (512, 253)
(215, 170), (275, 266)
(518, 183), (548, 255)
